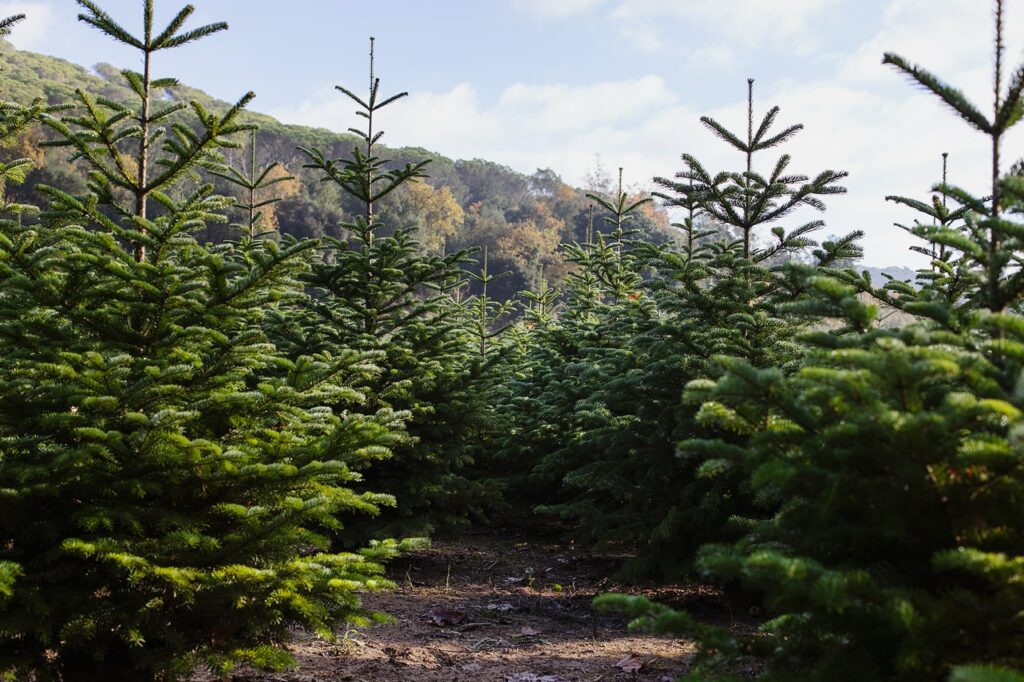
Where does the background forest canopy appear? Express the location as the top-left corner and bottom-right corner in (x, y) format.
(0, 39), (689, 301)
(0, 38), (918, 302)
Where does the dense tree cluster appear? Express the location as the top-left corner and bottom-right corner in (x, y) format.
(593, 3), (1024, 681)
(0, 1), (1023, 680)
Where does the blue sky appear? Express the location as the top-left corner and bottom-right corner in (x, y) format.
(3, 0), (1024, 265)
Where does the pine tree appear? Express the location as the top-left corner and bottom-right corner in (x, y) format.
(0, 3), (414, 679)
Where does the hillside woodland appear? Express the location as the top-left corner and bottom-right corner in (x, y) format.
(0, 1), (1022, 681)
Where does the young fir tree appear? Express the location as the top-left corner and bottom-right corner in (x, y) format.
(870, 152), (978, 320)
(681, 78), (847, 259)
(290, 38), (499, 541)
(498, 87), (860, 578)
(464, 245), (517, 357)
(492, 171), (653, 503)
(0, 3), (412, 679)
(598, 4), (1024, 678)
(207, 131), (295, 239)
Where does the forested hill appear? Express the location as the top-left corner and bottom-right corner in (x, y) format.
(0, 41), (672, 301)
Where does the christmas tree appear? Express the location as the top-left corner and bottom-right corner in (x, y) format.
(0, 3), (413, 678)
(290, 38), (501, 540)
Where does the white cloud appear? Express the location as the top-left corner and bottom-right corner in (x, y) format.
(273, 0), (1024, 266)
(0, 1), (56, 51)
(511, 0), (608, 20)
(609, 0), (838, 53)
(839, 0), (1024, 92)
(687, 45), (737, 70)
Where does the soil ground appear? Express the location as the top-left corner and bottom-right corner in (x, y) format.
(193, 522), (752, 682)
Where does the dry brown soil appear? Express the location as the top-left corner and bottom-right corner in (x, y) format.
(192, 524), (750, 682)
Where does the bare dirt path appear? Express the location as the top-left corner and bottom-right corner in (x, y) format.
(195, 523), (743, 681)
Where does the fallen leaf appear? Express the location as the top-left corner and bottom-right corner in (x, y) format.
(423, 607), (466, 627)
(615, 654), (644, 674)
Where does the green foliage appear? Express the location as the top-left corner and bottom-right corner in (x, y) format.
(597, 4), (1024, 679)
(282, 39), (503, 541)
(206, 131), (295, 238)
(0, 5), (412, 679)
(951, 667), (1024, 682)
(496, 88), (861, 579)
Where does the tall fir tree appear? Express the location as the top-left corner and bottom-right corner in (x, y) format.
(0, 3), (414, 679)
(289, 38), (500, 540)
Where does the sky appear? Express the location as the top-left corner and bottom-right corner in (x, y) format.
(1, 0), (1023, 266)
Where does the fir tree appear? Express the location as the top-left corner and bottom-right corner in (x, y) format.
(0, 3), (413, 679)
(464, 245), (517, 357)
(865, 152), (979, 323)
(497, 89), (860, 577)
(291, 38), (498, 540)
(598, 4), (1024, 677)
(207, 131), (296, 239)
(883, 0), (1024, 312)
(675, 78), (847, 259)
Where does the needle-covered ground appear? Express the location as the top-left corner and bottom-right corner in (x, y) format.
(192, 522), (757, 681)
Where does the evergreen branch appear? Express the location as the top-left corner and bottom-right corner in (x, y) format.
(0, 14), (25, 38)
(756, 123), (803, 150)
(933, 183), (990, 213)
(148, 102), (188, 123)
(699, 116), (748, 152)
(146, 93), (256, 193)
(886, 195), (940, 217)
(150, 4), (194, 48)
(994, 63), (1024, 132)
(769, 154), (792, 182)
(751, 106), (779, 146)
(374, 92), (409, 110)
(883, 52), (993, 133)
(120, 69), (146, 99)
(334, 85), (370, 111)
(159, 22), (228, 50)
(77, 0), (143, 49)
(254, 163), (289, 186)
(151, 77), (180, 89)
